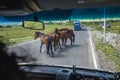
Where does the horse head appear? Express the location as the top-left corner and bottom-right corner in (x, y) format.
(35, 32), (46, 39)
(54, 28), (59, 34)
(34, 32), (39, 39)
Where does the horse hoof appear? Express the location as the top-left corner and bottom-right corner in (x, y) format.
(51, 53), (54, 57)
(51, 55), (54, 58)
(60, 48), (62, 50)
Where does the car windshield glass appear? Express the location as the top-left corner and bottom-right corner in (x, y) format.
(0, 1), (120, 73)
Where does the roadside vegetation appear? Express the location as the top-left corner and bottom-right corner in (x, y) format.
(96, 42), (120, 71)
(0, 22), (73, 45)
(83, 20), (120, 71)
(82, 20), (120, 34)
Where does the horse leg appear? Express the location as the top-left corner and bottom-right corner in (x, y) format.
(59, 41), (62, 50)
(70, 37), (72, 45)
(62, 39), (64, 46)
(46, 43), (51, 57)
(54, 41), (56, 51)
(65, 38), (67, 46)
(73, 33), (75, 43)
(46, 44), (49, 54)
(56, 41), (59, 49)
(50, 42), (54, 57)
(40, 43), (43, 53)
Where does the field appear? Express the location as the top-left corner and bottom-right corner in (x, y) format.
(0, 22), (73, 45)
(82, 20), (120, 34)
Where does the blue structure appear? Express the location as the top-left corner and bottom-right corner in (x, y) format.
(73, 20), (81, 31)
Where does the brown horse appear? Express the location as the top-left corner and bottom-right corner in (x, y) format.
(35, 32), (54, 57)
(57, 28), (75, 46)
(58, 30), (68, 46)
(46, 28), (62, 51)
(66, 29), (75, 45)
(49, 32), (62, 51)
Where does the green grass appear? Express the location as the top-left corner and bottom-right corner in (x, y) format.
(96, 42), (120, 71)
(0, 22), (73, 45)
(24, 21), (44, 29)
(0, 27), (37, 45)
(82, 21), (120, 34)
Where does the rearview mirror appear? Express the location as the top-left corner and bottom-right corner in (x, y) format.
(22, 21), (45, 30)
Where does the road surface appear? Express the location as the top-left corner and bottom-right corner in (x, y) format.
(8, 27), (97, 69)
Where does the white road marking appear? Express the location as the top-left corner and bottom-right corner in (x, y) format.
(88, 28), (98, 69)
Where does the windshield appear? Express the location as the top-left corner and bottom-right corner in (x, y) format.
(0, 1), (120, 73)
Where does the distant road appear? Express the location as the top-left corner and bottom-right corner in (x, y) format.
(8, 27), (98, 69)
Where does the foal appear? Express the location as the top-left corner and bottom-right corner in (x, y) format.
(35, 32), (54, 57)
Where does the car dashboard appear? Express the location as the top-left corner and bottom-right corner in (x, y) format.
(19, 64), (118, 80)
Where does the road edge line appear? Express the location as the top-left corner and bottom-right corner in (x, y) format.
(88, 28), (98, 69)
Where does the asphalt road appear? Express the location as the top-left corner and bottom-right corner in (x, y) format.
(7, 27), (96, 69)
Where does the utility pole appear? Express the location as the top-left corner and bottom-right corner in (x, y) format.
(103, 7), (106, 43)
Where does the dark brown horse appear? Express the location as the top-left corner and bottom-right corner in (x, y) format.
(35, 32), (54, 57)
(66, 29), (75, 45)
(58, 30), (68, 46)
(57, 28), (75, 46)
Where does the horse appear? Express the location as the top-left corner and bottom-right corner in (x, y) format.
(49, 32), (62, 51)
(65, 29), (75, 45)
(34, 32), (54, 57)
(57, 28), (75, 46)
(57, 30), (68, 46)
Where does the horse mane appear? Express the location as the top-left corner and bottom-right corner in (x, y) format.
(66, 30), (70, 33)
(35, 32), (45, 35)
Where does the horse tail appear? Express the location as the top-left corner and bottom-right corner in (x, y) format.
(54, 29), (58, 48)
(47, 36), (51, 48)
(54, 34), (57, 50)
(47, 36), (51, 55)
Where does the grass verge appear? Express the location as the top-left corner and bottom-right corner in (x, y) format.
(95, 38), (120, 71)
